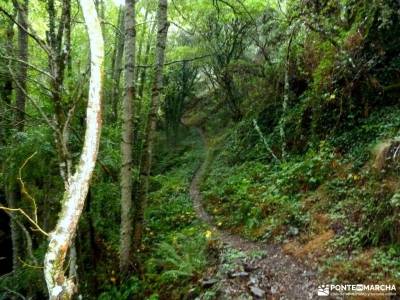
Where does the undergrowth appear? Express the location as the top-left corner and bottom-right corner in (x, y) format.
(201, 105), (400, 285)
(98, 130), (213, 299)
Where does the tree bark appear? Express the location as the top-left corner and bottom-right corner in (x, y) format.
(119, 0), (136, 274)
(15, 0), (28, 132)
(137, 20), (157, 102)
(280, 66), (289, 160)
(134, 16), (157, 167)
(47, 0), (73, 186)
(110, 6), (125, 122)
(133, 0), (169, 250)
(5, 186), (24, 271)
(43, 0), (104, 298)
(0, 17), (17, 265)
(2, 16), (14, 101)
(279, 32), (294, 161)
(6, 1), (28, 272)
(134, 6), (149, 80)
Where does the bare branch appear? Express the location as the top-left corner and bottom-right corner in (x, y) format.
(0, 55), (55, 80)
(17, 151), (39, 223)
(18, 257), (43, 269)
(0, 206), (49, 237)
(1, 287), (26, 300)
(0, 5), (51, 55)
(137, 54), (212, 68)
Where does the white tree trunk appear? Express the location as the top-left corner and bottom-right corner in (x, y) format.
(43, 0), (104, 298)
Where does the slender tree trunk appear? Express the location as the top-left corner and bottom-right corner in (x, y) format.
(280, 66), (289, 160)
(137, 20), (157, 102)
(280, 33), (293, 161)
(15, 0), (28, 131)
(134, 6), (149, 80)
(47, 0), (73, 186)
(86, 189), (99, 292)
(119, 0), (136, 274)
(133, 18), (157, 168)
(0, 13), (14, 144)
(5, 186), (24, 271)
(43, 0), (104, 297)
(133, 0), (169, 250)
(7, 0), (29, 272)
(132, 6), (149, 149)
(110, 6), (125, 122)
(63, 0), (72, 72)
(0, 19), (15, 263)
(131, 12), (157, 209)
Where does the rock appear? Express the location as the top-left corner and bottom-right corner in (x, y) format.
(247, 276), (258, 286)
(230, 271), (249, 278)
(250, 286), (265, 298)
(201, 278), (218, 288)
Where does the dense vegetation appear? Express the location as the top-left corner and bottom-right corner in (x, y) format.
(0, 0), (399, 299)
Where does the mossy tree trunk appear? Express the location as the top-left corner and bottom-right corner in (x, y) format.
(47, 0), (73, 186)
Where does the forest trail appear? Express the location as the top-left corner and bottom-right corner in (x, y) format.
(189, 128), (322, 299)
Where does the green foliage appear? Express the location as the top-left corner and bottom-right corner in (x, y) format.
(0, 268), (46, 299)
(120, 132), (210, 298)
(98, 276), (143, 300)
(90, 181), (120, 248)
(371, 246), (400, 281)
(202, 135), (336, 240)
(149, 233), (207, 284)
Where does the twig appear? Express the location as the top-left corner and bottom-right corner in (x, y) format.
(0, 54), (54, 79)
(2, 287), (26, 300)
(17, 151), (39, 223)
(136, 54), (212, 68)
(253, 119), (280, 163)
(170, 21), (195, 35)
(18, 257), (43, 269)
(0, 206), (49, 237)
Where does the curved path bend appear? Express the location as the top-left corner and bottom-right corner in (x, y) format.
(189, 128), (325, 300)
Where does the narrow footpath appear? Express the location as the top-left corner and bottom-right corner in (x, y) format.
(190, 128), (326, 300)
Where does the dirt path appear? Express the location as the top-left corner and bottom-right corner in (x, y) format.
(190, 128), (323, 299)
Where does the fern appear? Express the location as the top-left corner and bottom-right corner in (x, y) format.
(155, 234), (207, 284)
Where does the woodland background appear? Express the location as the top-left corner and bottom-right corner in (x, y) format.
(0, 0), (400, 299)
